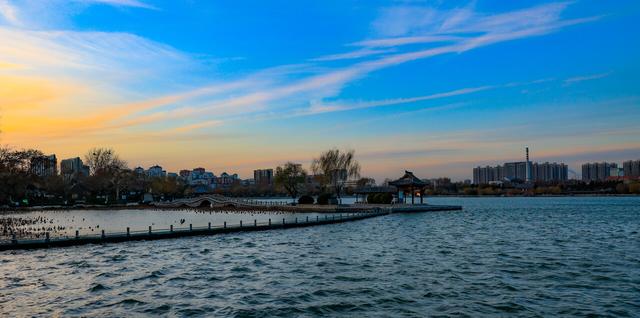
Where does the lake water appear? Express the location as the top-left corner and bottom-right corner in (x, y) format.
(0, 208), (346, 242)
(1, 197), (639, 317)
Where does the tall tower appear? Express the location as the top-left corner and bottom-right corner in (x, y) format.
(525, 147), (532, 182)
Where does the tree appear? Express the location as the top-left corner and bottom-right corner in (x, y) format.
(84, 147), (128, 203)
(311, 149), (360, 203)
(629, 182), (640, 194)
(0, 146), (44, 204)
(275, 162), (307, 200)
(150, 175), (185, 200)
(356, 177), (376, 188)
(84, 147), (127, 176)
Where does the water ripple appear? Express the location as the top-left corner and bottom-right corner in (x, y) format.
(1, 197), (640, 317)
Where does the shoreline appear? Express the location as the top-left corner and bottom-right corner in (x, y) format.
(1, 194), (638, 213)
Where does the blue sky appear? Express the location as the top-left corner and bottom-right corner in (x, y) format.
(1, 0), (639, 181)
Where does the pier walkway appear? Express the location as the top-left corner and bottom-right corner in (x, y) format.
(1, 199), (462, 251)
(1, 211), (389, 251)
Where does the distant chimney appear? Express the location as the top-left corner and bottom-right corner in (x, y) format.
(526, 147), (529, 162)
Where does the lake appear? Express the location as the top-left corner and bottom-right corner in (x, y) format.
(1, 197), (639, 317)
(0, 208), (346, 242)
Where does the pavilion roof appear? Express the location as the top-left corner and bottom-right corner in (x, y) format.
(388, 170), (428, 188)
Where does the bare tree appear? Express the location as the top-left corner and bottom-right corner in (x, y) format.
(84, 147), (127, 176)
(275, 162), (307, 200)
(84, 147), (128, 203)
(0, 146), (44, 204)
(357, 177), (376, 188)
(311, 149), (360, 203)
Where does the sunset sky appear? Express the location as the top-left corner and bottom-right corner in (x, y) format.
(1, 0), (639, 181)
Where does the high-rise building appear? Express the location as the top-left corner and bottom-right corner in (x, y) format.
(472, 147), (570, 184)
(60, 157), (89, 180)
(623, 160), (640, 178)
(503, 162), (528, 181)
(610, 166), (624, 177)
(531, 162), (568, 182)
(254, 169), (274, 185)
(474, 161), (568, 184)
(581, 162), (617, 182)
(472, 165), (503, 184)
(525, 147), (532, 182)
(30, 155), (57, 177)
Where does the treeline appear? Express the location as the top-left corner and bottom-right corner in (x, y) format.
(1, 146), (367, 207)
(429, 180), (640, 196)
(0, 146), (189, 206)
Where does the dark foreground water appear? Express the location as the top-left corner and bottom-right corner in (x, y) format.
(1, 197), (639, 317)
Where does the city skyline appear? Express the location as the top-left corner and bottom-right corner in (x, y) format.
(1, 1), (639, 181)
(29, 147), (640, 183)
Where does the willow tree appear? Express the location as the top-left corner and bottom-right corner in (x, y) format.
(275, 162), (307, 201)
(311, 149), (360, 203)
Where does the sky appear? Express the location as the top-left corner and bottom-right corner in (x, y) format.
(1, 0), (639, 181)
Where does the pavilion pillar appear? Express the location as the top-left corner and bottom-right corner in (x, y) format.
(420, 189), (424, 204)
(411, 186), (415, 205)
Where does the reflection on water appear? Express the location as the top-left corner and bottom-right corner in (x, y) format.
(1, 197), (639, 316)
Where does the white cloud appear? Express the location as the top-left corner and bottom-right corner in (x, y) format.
(372, 6), (439, 37)
(111, 2), (599, 128)
(0, 0), (19, 25)
(3, 0), (602, 140)
(75, 0), (156, 10)
(564, 72), (612, 84)
(350, 35), (462, 48)
(0, 0), (156, 28)
(302, 86), (494, 115)
(0, 27), (193, 85)
(310, 48), (395, 62)
(365, 2), (579, 48)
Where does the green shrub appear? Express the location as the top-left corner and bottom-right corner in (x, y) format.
(463, 188), (478, 195)
(367, 193), (393, 204)
(298, 195), (314, 204)
(317, 193), (332, 205)
(378, 193), (393, 204)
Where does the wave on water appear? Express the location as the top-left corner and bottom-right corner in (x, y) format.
(1, 197), (640, 317)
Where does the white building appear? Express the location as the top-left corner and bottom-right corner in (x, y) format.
(60, 157), (89, 180)
(30, 155), (57, 177)
(147, 165), (166, 178)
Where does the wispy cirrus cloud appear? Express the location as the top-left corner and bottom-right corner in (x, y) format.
(309, 48), (395, 62)
(350, 35), (462, 48)
(0, 0), (155, 29)
(102, 3), (599, 130)
(3, 1), (604, 151)
(76, 0), (156, 10)
(564, 71), (612, 84)
(370, 2), (571, 37)
(0, 0), (19, 25)
(302, 86), (493, 116)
